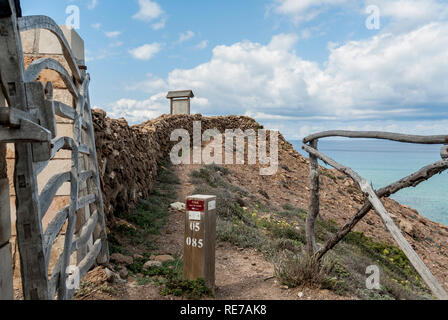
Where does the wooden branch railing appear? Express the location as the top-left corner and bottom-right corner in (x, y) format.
(314, 159), (448, 261)
(303, 130), (448, 145)
(302, 130), (448, 300)
(0, 0), (108, 300)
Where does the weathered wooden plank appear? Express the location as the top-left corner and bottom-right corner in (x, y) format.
(54, 101), (75, 120)
(43, 206), (69, 269)
(78, 144), (90, 155)
(39, 171), (70, 220)
(43, 82), (57, 137)
(33, 136), (68, 176)
(53, 101), (87, 130)
(77, 193), (96, 210)
(0, 65), (10, 107)
(48, 250), (62, 299)
(302, 143), (448, 300)
(0, 178), (11, 245)
(305, 140), (319, 256)
(0, 161), (12, 301)
(0, 108), (9, 125)
(33, 138), (89, 176)
(78, 239), (101, 279)
(57, 146), (78, 300)
(75, 96), (85, 138)
(79, 170), (93, 184)
(58, 106), (83, 299)
(83, 84), (109, 264)
(71, 210), (98, 252)
(303, 131), (448, 145)
(0, 106), (38, 127)
(49, 136), (68, 156)
(66, 239), (102, 300)
(18, 15), (82, 83)
(0, 242), (13, 300)
(24, 58), (79, 99)
(48, 136), (89, 156)
(26, 82), (53, 162)
(0, 118), (51, 143)
(0, 1), (49, 299)
(48, 212), (98, 300)
(73, 90), (90, 263)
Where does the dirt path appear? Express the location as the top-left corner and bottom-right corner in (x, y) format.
(147, 164), (350, 300)
(81, 163), (349, 300)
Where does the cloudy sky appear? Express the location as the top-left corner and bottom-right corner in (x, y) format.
(21, 0), (448, 140)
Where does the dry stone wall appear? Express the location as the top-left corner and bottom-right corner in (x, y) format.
(92, 109), (269, 224)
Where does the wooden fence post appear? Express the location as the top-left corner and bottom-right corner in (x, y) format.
(184, 195), (216, 290)
(0, 0), (48, 299)
(306, 139), (319, 256)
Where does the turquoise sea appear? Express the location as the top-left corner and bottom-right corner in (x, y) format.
(292, 139), (448, 226)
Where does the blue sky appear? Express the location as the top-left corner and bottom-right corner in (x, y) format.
(21, 0), (448, 139)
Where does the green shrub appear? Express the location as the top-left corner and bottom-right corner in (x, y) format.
(217, 218), (268, 252)
(161, 278), (214, 300)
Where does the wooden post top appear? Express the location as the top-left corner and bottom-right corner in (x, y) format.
(166, 90), (194, 100)
(187, 194), (216, 201)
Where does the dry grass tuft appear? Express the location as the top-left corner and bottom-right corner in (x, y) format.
(275, 250), (334, 289)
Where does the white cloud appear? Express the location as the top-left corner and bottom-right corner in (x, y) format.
(133, 0), (166, 30)
(372, 0), (448, 21)
(177, 30), (195, 44)
(110, 41), (124, 48)
(133, 0), (164, 21)
(271, 0), (448, 30)
(196, 40), (209, 50)
(300, 28), (312, 39)
(369, 0), (448, 31)
(151, 18), (166, 30)
(161, 24), (448, 119)
(165, 33), (313, 112)
(271, 0), (351, 25)
(109, 24), (448, 137)
(319, 22), (448, 112)
(125, 74), (168, 93)
(107, 95), (165, 123)
(129, 43), (161, 60)
(104, 31), (121, 38)
(189, 28), (443, 118)
(88, 0), (98, 10)
(92, 23), (101, 30)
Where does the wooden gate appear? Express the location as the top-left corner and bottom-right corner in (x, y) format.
(0, 0), (108, 300)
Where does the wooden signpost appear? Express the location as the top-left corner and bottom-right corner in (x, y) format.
(184, 195), (216, 290)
